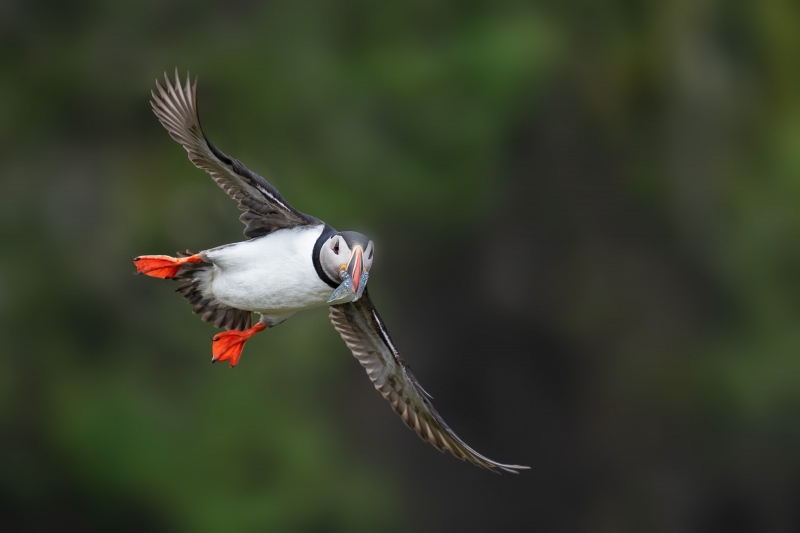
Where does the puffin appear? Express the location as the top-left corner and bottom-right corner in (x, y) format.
(134, 71), (528, 474)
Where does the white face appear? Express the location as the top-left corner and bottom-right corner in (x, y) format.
(319, 234), (374, 287)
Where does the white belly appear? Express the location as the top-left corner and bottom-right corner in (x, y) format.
(202, 226), (334, 317)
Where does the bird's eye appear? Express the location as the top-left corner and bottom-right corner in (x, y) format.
(368, 249), (373, 260)
(333, 240), (339, 255)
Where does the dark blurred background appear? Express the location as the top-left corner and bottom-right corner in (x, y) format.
(3, 1), (800, 531)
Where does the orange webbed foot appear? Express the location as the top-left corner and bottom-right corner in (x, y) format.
(211, 323), (266, 368)
(133, 254), (202, 279)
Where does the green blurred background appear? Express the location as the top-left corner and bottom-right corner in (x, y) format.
(3, 1), (800, 531)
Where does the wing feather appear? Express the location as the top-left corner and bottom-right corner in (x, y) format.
(329, 291), (528, 473)
(150, 70), (318, 238)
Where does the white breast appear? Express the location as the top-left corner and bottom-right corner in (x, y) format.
(202, 225), (334, 317)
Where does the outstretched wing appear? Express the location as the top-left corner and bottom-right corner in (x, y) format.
(151, 70), (318, 238)
(329, 291), (528, 473)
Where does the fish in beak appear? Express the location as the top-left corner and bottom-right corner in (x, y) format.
(327, 246), (369, 304)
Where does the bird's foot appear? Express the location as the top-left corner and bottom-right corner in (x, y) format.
(211, 323), (267, 368)
(133, 254), (202, 279)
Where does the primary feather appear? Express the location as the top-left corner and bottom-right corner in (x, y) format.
(150, 70), (317, 238)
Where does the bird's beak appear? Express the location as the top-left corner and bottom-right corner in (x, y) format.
(327, 246), (369, 304)
(346, 246), (364, 295)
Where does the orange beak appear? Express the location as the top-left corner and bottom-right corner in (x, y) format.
(346, 246), (364, 294)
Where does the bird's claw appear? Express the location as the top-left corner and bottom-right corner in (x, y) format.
(210, 323), (266, 368)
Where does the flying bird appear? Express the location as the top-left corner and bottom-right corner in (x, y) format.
(134, 71), (528, 474)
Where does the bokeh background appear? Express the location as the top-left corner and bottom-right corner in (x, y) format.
(3, 1), (800, 531)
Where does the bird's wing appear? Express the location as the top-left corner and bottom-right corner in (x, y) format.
(150, 70), (318, 238)
(329, 291), (528, 473)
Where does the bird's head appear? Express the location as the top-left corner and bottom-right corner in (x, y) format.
(319, 231), (374, 303)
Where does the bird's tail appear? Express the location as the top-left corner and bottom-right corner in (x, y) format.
(134, 251), (252, 331)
